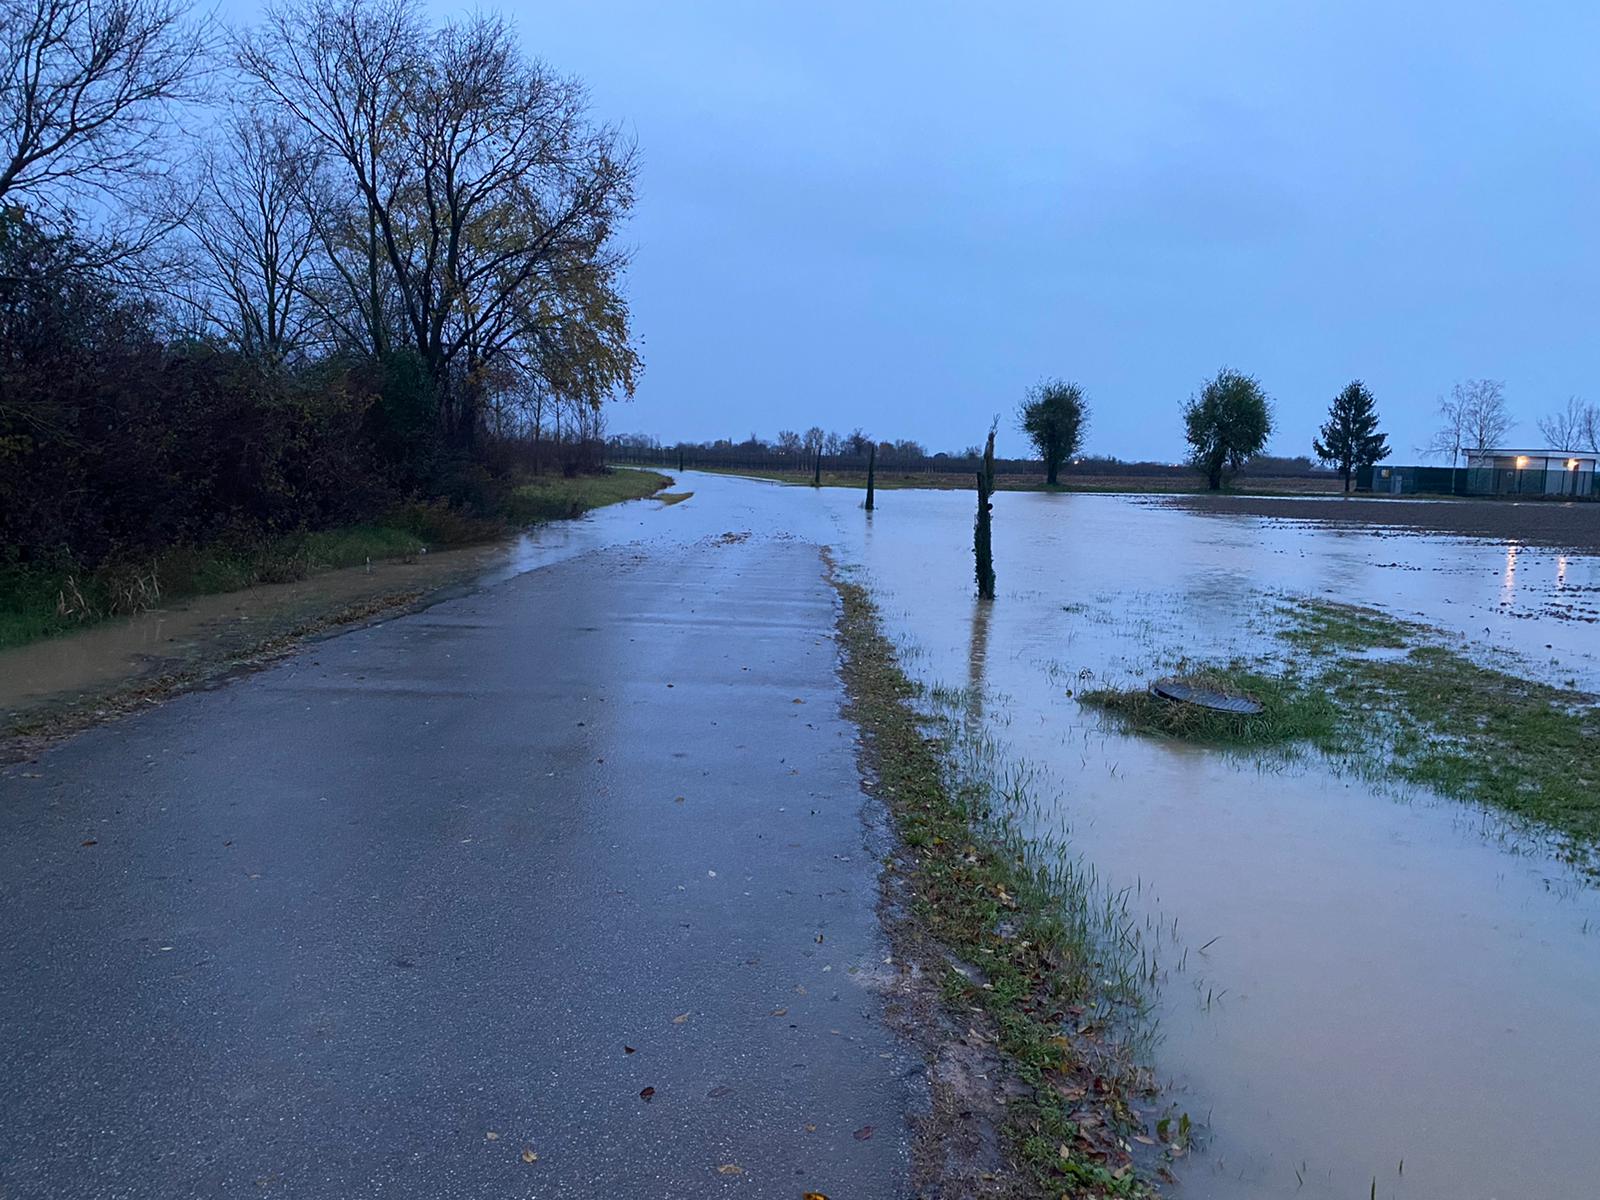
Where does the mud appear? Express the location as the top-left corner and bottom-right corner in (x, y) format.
(1163, 492), (1600, 553)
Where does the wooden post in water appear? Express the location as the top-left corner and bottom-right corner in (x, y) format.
(813, 446), (822, 487)
(974, 427), (996, 599)
(864, 444), (876, 511)
(678, 449), (684, 472)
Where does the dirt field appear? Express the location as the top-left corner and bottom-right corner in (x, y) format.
(1163, 493), (1600, 553)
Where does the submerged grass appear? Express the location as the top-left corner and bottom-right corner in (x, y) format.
(833, 573), (1157, 1197)
(502, 468), (668, 522)
(1081, 598), (1600, 871)
(1080, 665), (1339, 749)
(0, 469), (669, 652)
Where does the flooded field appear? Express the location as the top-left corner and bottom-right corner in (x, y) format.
(656, 475), (1600, 1198)
(818, 482), (1600, 1200)
(5, 471), (1597, 1197)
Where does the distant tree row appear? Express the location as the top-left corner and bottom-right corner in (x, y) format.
(616, 429), (947, 462)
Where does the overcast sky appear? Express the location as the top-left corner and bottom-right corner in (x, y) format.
(317, 2), (1600, 460)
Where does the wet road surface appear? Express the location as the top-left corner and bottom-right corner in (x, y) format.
(0, 532), (920, 1197)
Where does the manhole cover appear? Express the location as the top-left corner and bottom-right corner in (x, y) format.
(1149, 677), (1264, 715)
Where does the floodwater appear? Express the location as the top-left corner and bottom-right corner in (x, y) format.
(810, 481), (1600, 1200)
(0, 500), (674, 725)
(6, 471), (1598, 1198)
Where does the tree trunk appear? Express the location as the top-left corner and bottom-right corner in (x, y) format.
(1343, 469), (1352, 493)
(974, 431), (996, 599)
(1208, 460), (1223, 491)
(1047, 459), (1059, 486)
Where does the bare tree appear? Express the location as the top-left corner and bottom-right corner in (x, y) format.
(1582, 402), (1600, 453)
(178, 112), (321, 360)
(0, 0), (208, 251)
(1460, 379), (1512, 451)
(237, 0), (417, 356)
(1536, 396), (1590, 450)
(240, 0), (637, 446)
(1423, 391), (1467, 468)
(1427, 379), (1511, 468)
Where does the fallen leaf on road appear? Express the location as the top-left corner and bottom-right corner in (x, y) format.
(770, 1007), (787, 1017)
(804, 1123), (817, 1133)
(853, 1125), (874, 1141)
(792, 698), (805, 704)
(716, 1164), (743, 1175)
(639, 1087), (655, 1101)
(804, 1193), (830, 1199)
(673, 1012), (690, 1024)
(624, 1045), (636, 1054)
(521, 1147), (538, 1164)
(80, 840), (97, 847)
(707, 1085), (733, 1098)
(484, 1132), (498, 1141)
(674, 796), (686, 804)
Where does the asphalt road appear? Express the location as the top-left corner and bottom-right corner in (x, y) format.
(0, 533), (922, 1198)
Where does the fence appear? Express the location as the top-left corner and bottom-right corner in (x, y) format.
(1467, 466), (1594, 498)
(1360, 463), (1597, 499)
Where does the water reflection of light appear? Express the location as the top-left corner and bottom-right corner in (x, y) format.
(1557, 555), (1568, 587)
(1502, 542), (1520, 601)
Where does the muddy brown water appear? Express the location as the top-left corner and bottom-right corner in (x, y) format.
(822, 482), (1600, 1200)
(5, 472), (1598, 1198)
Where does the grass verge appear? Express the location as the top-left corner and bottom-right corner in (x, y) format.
(502, 468), (669, 523)
(0, 470), (668, 652)
(1081, 599), (1600, 871)
(832, 572), (1158, 1197)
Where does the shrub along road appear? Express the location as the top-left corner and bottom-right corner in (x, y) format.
(0, 534), (923, 1197)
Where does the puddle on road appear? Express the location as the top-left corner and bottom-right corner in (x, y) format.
(0, 492), (680, 726)
(7, 471), (1598, 1197)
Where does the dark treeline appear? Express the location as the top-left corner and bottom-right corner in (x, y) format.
(611, 430), (1329, 480)
(1, 0), (636, 574)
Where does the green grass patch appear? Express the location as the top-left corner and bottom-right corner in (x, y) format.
(503, 468), (667, 523)
(1080, 666), (1339, 749)
(1082, 599), (1600, 871)
(1278, 600), (1410, 652)
(1336, 645), (1600, 850)
(832, 573), (1154, 1196)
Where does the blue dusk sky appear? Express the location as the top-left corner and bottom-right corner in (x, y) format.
(231, 1), (1600, 460)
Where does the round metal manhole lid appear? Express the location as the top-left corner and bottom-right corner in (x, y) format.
(1149, 677), (1265, 715)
